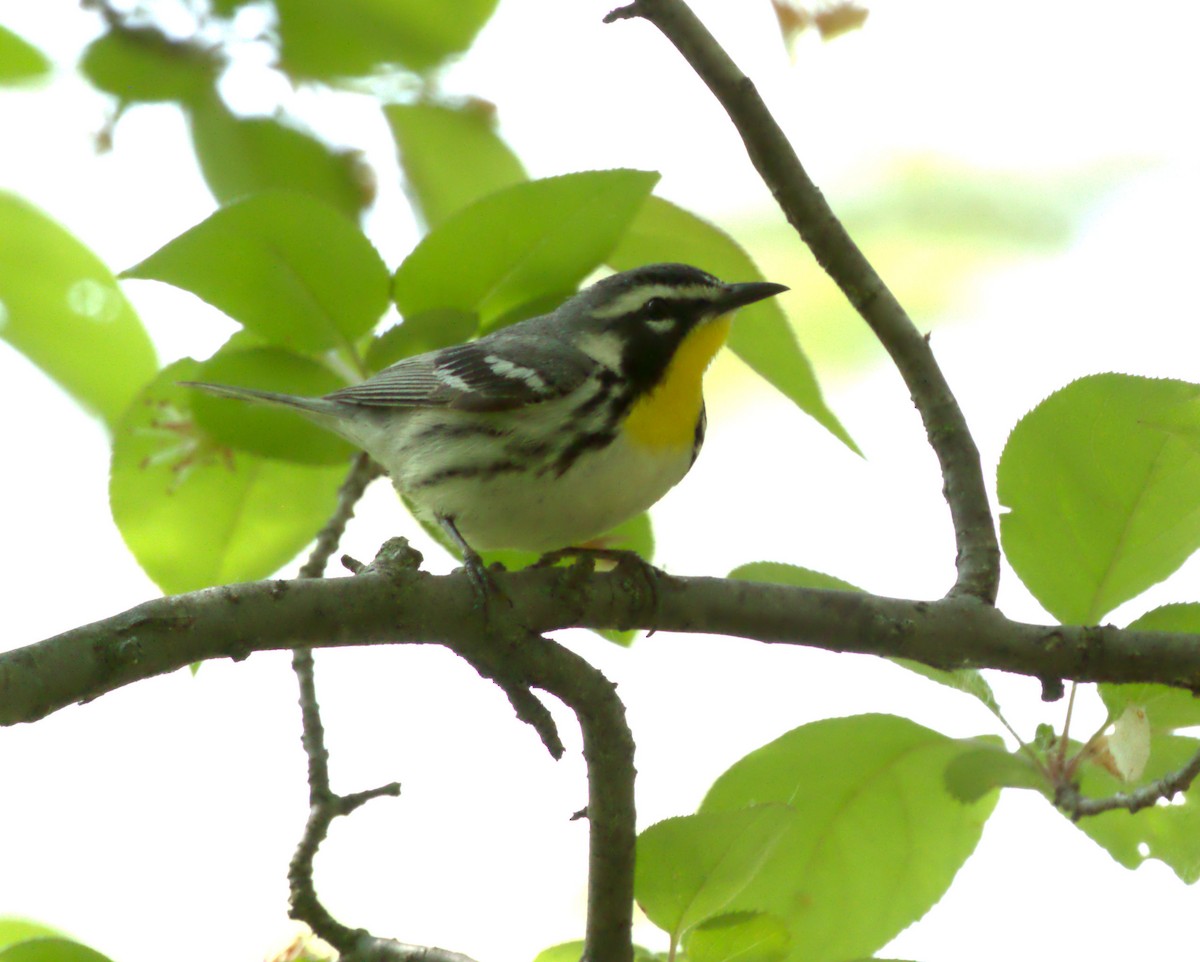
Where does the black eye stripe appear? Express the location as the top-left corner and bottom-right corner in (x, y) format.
(634, 295), (714, 321)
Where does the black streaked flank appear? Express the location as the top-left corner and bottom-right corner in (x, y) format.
(409, 459), (525, 491)
(690, 403), (707, 466)
(409, 421), (511, 444)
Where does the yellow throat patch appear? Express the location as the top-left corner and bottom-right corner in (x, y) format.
(623, 313), (733, 449)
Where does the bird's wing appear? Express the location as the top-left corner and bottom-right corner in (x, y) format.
(327, 333), (598, 412)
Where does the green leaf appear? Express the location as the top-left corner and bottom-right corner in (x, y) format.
(0, 922), (62, 952)
(532, 942), (662, 962)
(943, 740), (1045, 803)
(0, 938), (114, 962)
(607, 196), (857, 454)
(275, 0), (500, 79)
(683, 912), (790, 962)
(591, 511), (656, 646)
(1071, 733), (1200, 882)
(187, 95), (370, 219)
(998, 374), (1200, 623)
(111, 360), (348, 593)
(385, 101), (527, 228)
(701, 714), (997, 962)
(636, 805), (797, 944)
(1140, 393), (1200, 455)
(892, 660), (1001, 716)
(80, 26), (215, 104)
(364, 308), (479, 372)
(465, 512), (654, 646)
(1100, 604), (1200, 732)
(728, 561), (859, 592)
(392, 170), (659, 328)
(0, 192), (157, 428)
(729, 562), (1000, 714)
(0, 26), (51, 83)
(124, 191), (389, 353)
(188, 345), (355, 464)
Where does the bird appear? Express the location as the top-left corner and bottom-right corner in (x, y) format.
(184, 262), (787, 577)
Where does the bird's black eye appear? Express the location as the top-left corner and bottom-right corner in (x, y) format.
(643, 297), (665, 315)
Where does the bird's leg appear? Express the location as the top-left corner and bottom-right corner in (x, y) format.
(437, 514), (503, 608)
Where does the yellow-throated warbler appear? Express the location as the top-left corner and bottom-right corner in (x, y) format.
(185, 263), (786, 563)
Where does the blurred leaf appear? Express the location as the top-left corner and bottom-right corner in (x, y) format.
(393, 169), (659, 328)
(811, 3), (869, 40)
(609, 197), (857, 453)
(364, 308), (479, 372)
(188, 345), (355, 464)
(943, 740), (1045, 803)
(1070, 732), (1200, 882)
(1100, 605), (1200, 731)
(592, 512), (655, 646)
(998, 374), (1200, 623)
(701, 714), (997, 962)
(684, 912), (790, 962)
(0, 192), (157, 428)
(275, 0), (500, 79)
(753, 159), (1144, 380)
(385, 101), (526, 228)
(1142, 394), (1200, 448)
(0, 922), (62, 952)
(124, 191), (389, 353)
(0, 26), (50, 83)
(481, 511), (654, 572)
(636, 805), (796, 943)
(729, 562), (1000, 713)
(188, 95), (371, 218)
(483, 286), (578, 333)
(80, 26), (215, 104)
(728, 560), (858, 592)
(893, 660), (1001, 716)
(111, 360), (347, 593)
(420, 509), (654, 645)
(531, 943), (586, 962)
(533, 942), (661, 962)
(0, 937), (114, 962)
(840, 157), (1142, 251)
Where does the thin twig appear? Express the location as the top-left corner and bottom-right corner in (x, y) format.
(299, 453), (385, 580)
(1058, 743), (1200, 819)
(288, 455), (406, 954)
(604, 0), (1001, 603)
(294, 453), (383, 802)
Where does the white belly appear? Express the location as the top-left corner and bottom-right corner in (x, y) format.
(408, 429), (696, 552)
(325, 397), (700, 553)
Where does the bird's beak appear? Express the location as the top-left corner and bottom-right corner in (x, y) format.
(716, 280), (789, 313)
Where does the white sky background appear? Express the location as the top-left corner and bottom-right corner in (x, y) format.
(2, 1), (1200, 960)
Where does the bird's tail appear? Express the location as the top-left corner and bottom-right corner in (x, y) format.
(180, 381), (341, 419)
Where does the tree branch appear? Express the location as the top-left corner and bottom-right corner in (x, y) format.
(603, 0), (1001, 604)
(1058, 743), (1200, 820)
(7, 562), (1200, 729)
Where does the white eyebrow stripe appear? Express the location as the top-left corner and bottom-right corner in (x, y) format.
(483, 354), (550, 392)
(588, 283), (719, 319)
